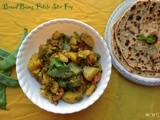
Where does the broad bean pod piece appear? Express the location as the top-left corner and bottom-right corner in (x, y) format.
(0, 48), (11, 59)
(0, 49), (12, 76)
(0, 28), (28, 70)
(0, 73), (19, 87)
(0, 83), (6, 109)
(0, 49), (12, 109)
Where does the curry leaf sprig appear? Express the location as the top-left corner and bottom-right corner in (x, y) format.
(137, 34), (157, 44)
(0, 28), (28, 110)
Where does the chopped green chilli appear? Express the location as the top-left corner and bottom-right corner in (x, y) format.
(137, 34), (157, 44)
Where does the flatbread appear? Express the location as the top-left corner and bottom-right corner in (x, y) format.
(112, 23), (160, 77)
(112, 0), (160, 77)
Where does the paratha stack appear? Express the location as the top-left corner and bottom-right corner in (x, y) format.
(112, 0), (160, 77)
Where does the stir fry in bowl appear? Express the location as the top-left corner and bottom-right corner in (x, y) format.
(28, 31), (102, 104)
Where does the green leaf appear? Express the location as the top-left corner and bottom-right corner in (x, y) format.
(146, 35), (156, 44)
(137, 34), (147, 41)
(137, 34), (157, 44)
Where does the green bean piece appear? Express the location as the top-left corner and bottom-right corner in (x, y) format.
(0, 48), (11, 59)
(0, 49), (12, 77)
(67, 62), (82, 75)
(0, 50), (12, 110)
(48, 67), (73, 79)
(58, 79), (68, 88)
(49, 58), (67, 69)
(1, 69), (12, 76)
(0, 83), (7, 110)
(68, 76), (81, 88)
(0, 73), (19, 87)
(0, 28), (28, 70)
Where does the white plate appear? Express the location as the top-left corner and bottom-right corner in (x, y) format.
(105, 0), (160, 86)
(16, 18), (112, 114)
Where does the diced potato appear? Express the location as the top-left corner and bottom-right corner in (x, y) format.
(85, 84), (96, 96)
(40, 85), (49, 98)
(83, 66), (100, 81)
(66, 52), (77, 62)
(41, 73), (50, 84)
(78, 83), (87, 93)
(52, 31), (61, 40)
(69, 36), (78, 45)
(50, 81), (59, 94)
(70, 45), (78, 51)
(38, 44), (48, 58)
(73, 32), (80, 41)
(28, 53), (42, 72)
(40, 89), (48, 98)
(48, 94), (58, 104)
(31, 69), (41, 78)
(81, 33), (94, 47)
(88, 53), (97, 63)
(62, 91), (83, 103)
(77, 50), (92, 58)
(58, 52), (68, 62)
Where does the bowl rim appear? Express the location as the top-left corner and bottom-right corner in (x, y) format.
(16, 18), (112, 114)
(105, 0), (160, 86)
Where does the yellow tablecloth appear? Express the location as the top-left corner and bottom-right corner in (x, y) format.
(0, 0), (160, 120)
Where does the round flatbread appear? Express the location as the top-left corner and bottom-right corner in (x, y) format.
(112, 0), (160, 77)
(112, 23), (160, 77)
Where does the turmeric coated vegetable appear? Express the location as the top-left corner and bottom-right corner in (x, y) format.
(83, 66), (100, 81)
(85, 84), (96, 96)
(68, 76), (81, 87)
(81, 33), (94, 47)
(62, 91), (83, 103)
(28, 31), (102, 104)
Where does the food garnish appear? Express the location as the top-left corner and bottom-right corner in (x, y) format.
(137, 34), (157, 44)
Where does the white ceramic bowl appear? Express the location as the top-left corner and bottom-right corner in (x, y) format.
(105, 0), (160, 86)
(16, 18), (112, 114)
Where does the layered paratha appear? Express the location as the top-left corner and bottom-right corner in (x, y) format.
(112, 0), (160, 77)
